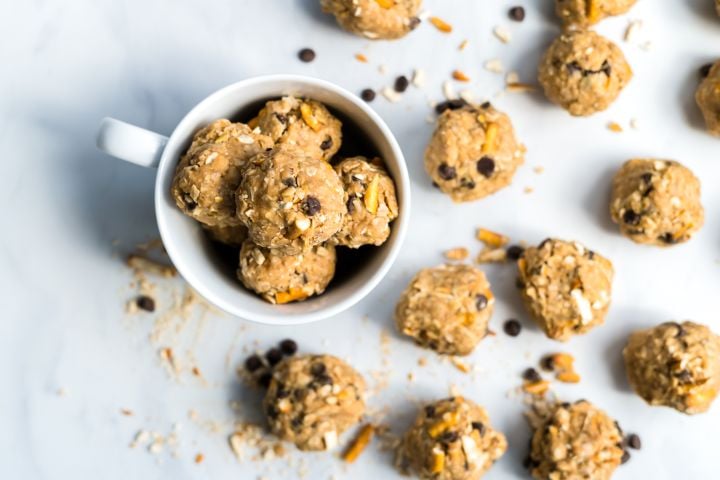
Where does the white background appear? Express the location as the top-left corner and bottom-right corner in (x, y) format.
(1, 0), (719, 478)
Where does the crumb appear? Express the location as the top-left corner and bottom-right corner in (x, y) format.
(607, 122), (623, 133)
(120, 408), (134, 416)
(442, 81), (458, 100)
(523, 186), (534, 194)
(451, 357), (471, 373)
(444, 247), (470, 261)
(476, 228), (509, 247)
(493, 26), (512, 44)
(194, 453), (204, 464)
(458, 39), (469, 51)
(412, 68), (426, 87)
(533, 166), (544, 174)
(381, 87), (402, 103)
(476, 248), (508, 264)
(630, 118), (639, 130)
(355, 53), (368, 63)
(484, 59), (504, 74)
(452, 70), (471, 82)
(624, 20), (642, 43)
(429, 16), (452, 33)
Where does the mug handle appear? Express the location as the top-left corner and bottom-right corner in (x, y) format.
(96, 117), (169, 168)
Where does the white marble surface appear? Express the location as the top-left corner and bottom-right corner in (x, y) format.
(2, 0), (720, 478)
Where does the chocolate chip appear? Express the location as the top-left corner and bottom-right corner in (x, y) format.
(408, 16), (421, 29)
(476, 294), (489, 311)
(279, 339), (298, 356)
(435, 99), (466, 114)
(676, 369), (692, 383)
(425, 405), (436, 417)
(258, 372), (273, 388)
(291, 415), (303, 428)
(641, 172), (653, 184)
(509, 6), (525, 21)
(439, 431), (459, 443)
(481, 101), (492, 109)
(314, 373), (333, 386)
(540, 355), (555, 371)
(274, 113), (288, 124)
(622, 210), (640, 225)
(302, 196), (322, 216)
(621, 450), (631, 464)
(601, 60), (612, 77)
(361, 88), (376, 102)
(432, 181), (440, 188)
(136, 295), (155, 312)
(471, 422), (486, 435)
(298, 48), (316, 63)
(476, 156), (495, 178)
(437, 163), (457, 180)
(567, 61), (582, 74)
(310, 362), (326, 376)
(700, 63), (713, 78)
(346, 198), (356, 213)
(523, 367), (542, 382)
(183, 196), (197, 210)
(265, 348), (283, 366)
(276, 387), (290, 399)
(503, 319), (522, 337)
(626, 433), (642, 450)
(506, 245), (525, 260)
(394, 75), (410, 93)
(658, 233), (676, 244)
(320, 138), (333, 150)
(266, 404), (279, 419)
(244, 354), (263, 372)
(460, 177), (476, 189)
(282, 177), (298, 188)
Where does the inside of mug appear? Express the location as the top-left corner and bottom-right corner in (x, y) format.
(155, 78), (407, 323)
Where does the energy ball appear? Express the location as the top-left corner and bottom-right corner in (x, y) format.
(425, 104), (525, 202)
(236, 146), (346, 254)
(610, 159), (704, 246)
(528, 400), (624, 480)
(171, 120), (273, 226)
(396, 396), (507, 480)
(202, 224), (247, 247)
(555, 0), (636, 27)
(264, 354), (366, 451)
(238, 240), (336, 304)
(517, 239), (613, 341)
(254, 96), (342, 162)
(320, 0), (422, 40)
(538, 30), (632, 116)
(333, 156), (399, 248)
(395, 264), (494, 356)
(696, 60), (720, 136)
(624, 321), (720, 414)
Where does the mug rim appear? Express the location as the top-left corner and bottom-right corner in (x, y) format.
(154, 74), (411, 325)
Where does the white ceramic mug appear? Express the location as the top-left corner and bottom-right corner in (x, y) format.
(96, 75), (410, 325)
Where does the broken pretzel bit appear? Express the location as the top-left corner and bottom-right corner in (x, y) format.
(444, 247), (469, 261)
(429, 16), (452, 33)
(342, 424), (375, 463)
(375, 0), (394, 8)
(364, 176), (380, 214)
(607, 122), (623, 133)
(556, 371), (581, 383)
(451, 357), (471, 373)
(355, 53), (368, 63)
(300, 103), (321, 132)
(194, 453), (205, 464)
(506, 82), (537, 93)
(476, 228), (509, 248)
(431, 447), (446, 473)
(452, 70), (471, 82)
(275, 287), (309, 304)
(523, 379), (550, 396)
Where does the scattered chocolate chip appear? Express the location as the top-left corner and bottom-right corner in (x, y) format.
(298, 48), (316, 63)
(509, 6), (525, 21)
(320, 138), (333, 150)
(476, 156), (495, 178)
(622, 210), (640, 225)
(265, 348), (283, 366)
(700, 63), (713, 78)
(658, 233), (676, 244)
(506, 245), (525, 260)
(626, 433), (642, 450)
(439, 431), (459, 443)
(245, 354), (263, 372)
(540, 355), (555, 371)
(283, 177), (298, 188)
(136, 295), (155, 312)
(258, 372), (273, 388)
(621, 450), (631, 464)
(476, 294), (489, 311)
(503, 319), (522, 337)
(438, 163), (457, 180)
(425, 405), (436, 417)
(435, 99), (466, 114)
(279, 339), (298, 356)
(302, 196), (322, 216)
(361, 88), (376, 102)
(310, 362), (327, 376)
(480, 101), (491, 109)
(471, 422), (486, 434)
(523, 367), (542, 382)
(394, 75), (410, 93)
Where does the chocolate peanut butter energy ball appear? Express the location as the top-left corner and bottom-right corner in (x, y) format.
(333, 156), (399, 248)
(610, 159), (704, 246)
(254, 96), (342, 162)
(624, 321), (720, 414)
(528, 400), (624, 480)
(555, 0), (636, 27)
(396, 396), (507, 480)
(517, 239), (613, 341)
(236, 147), (346, 254)
(320, 0), (422, 40)
(171, 120), (273, 226)
(395, 264), (494, 356)
(264, 355), (366, 451)
(696, 60), (720, 136)
(538, 30), (632, 116)
(425, 104), (525, 202)
(238, 240), (336, 304)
